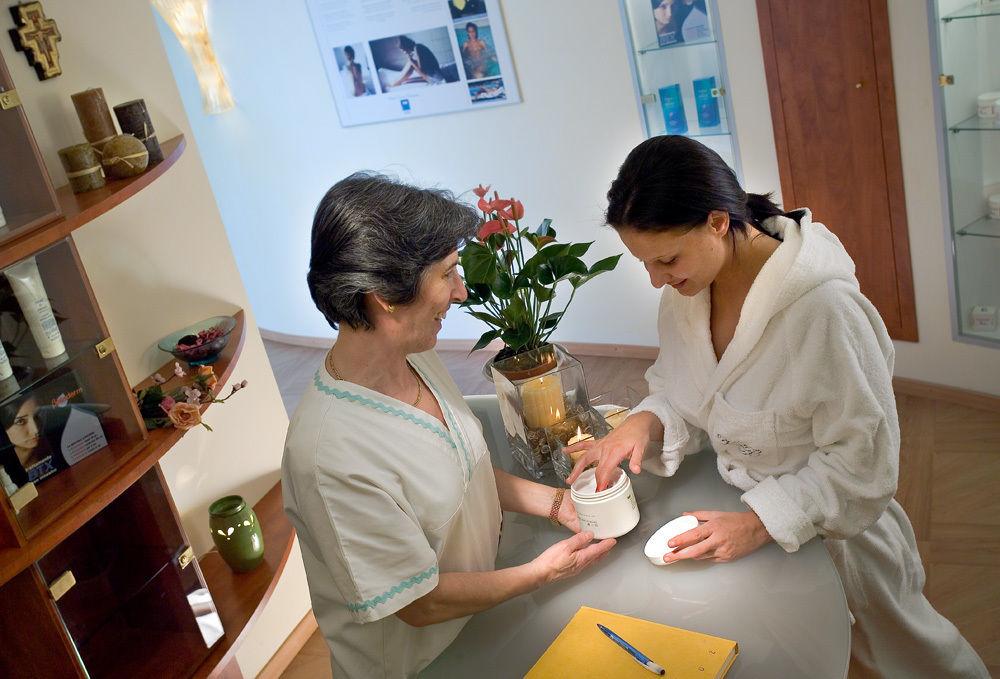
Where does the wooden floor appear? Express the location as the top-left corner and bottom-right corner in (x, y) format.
(266, 340), (1000, 679)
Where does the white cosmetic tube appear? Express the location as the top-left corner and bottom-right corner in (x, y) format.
(0, 201), (6, 228)
(4, 258), (66, 359)
(0, 340), (12, 381)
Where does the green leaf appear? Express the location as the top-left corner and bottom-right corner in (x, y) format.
(531, 283), (555, 302)
(540, 312), (563, 329)
(501, 325), (533, 351)
(471, 329), (502, 352)
(547, 256), (589, 283)
(501, 296), (529, 326)
(588, 254), (622, 275)
(461, 243), (499, 286)
(494, 271), (515, 298)
(567, 241), (594, 258)
(469, 311), (505, 327)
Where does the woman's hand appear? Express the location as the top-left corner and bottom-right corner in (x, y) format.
(565, 411), (662, 491)
(663, 510), (773, 564)
(557, 496), (580, 533)
(531, 531), (616, 585)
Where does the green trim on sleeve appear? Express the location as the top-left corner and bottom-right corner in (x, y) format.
(346, 564), (439, 612)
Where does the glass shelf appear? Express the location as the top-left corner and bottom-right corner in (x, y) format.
(942, 3), (1000, 21)
(0, 339), (99, 408)
(957, 215), (1000, 238)
(949, 114), (1000, 132)
(638, 36), (717, 55)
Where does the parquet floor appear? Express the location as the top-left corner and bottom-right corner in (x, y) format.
(266, 341), (999, 678)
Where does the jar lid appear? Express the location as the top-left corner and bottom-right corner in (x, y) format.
(570, 467), (627, 498)
(979, 91), (1000, 101)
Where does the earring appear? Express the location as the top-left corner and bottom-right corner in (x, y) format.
(387, 304), (396, 313)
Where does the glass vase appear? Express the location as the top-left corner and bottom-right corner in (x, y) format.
(490, 344), (603, 479)
(208, 495), (264, 572)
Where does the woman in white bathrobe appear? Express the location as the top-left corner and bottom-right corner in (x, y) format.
(567, 136), (988, 678)
(282, 173), (615, 679)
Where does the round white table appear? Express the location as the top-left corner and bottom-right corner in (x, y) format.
(420, 396), (852, 678)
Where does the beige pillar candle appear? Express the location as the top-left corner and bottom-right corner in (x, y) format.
(520, 373), (566, 429)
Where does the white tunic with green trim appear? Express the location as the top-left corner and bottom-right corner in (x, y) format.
(282, 350), (501, 679)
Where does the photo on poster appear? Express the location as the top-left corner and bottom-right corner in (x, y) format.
(448, 0), (488, 20)
(333, 43), (376, 97)
(456, 18), (499, 81)
(652, 0), (711, 48)
(468, 77), (505, 104)
(370, 28), (460, 93)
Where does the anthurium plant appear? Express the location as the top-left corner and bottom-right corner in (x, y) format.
(460, 184), (621, 357)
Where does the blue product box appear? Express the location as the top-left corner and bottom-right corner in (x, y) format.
(693, 76), (720, 128)
(659, 84), (688, 135)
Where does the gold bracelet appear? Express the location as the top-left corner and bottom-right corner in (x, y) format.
(548, 488), (566, 526)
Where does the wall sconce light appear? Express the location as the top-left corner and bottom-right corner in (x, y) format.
(152, 0), (234, 114)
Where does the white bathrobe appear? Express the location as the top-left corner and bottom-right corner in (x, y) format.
(633, 211), (988, 678)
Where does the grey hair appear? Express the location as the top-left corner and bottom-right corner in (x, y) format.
(307, 172), (478, 330)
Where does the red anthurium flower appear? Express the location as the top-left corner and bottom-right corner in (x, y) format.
(491, 197), (512, 212)
(478, 218), (516, 241)
(478, 197), (492, 212)
(499, 199), (524, 221)
(473, 184), (491, 198)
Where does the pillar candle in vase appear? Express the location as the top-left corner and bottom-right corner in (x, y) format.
(520, 373), (566, 430)
(58, 143), (106, 193)
(71, 88), (118, 154)
(113, 99), (163, 164)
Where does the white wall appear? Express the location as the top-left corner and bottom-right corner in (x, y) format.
(162, 1), (999, 394)
(0, 2), (309, 676)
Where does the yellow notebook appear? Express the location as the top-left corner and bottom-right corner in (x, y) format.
(525, 607), (738, 679)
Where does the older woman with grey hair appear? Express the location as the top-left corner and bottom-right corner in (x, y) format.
(281, 172), (615, 679)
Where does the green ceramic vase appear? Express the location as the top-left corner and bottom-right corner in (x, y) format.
(208, 495), (264, 572)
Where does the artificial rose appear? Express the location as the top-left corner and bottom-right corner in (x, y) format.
(472, 184), (491, 199)
(167, 401), (203, 430)
(196, 365), (218, 389)
(160, 396), (177, 413)
(478, 218), (516, 241)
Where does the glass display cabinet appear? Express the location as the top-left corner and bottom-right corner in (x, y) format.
(618, 0), (741, 175)
(931, 0), (1000, 346)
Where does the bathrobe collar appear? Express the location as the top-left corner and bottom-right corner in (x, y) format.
(678, 209), (860, 409)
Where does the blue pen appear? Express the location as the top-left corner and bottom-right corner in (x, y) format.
(597, 623), (666, 675)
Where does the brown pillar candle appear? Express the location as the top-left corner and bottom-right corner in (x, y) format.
(58, 143), (106, 194)
(113, 99), (163, 164)
(71, 88), (118, 154)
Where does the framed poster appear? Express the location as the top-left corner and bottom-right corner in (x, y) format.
(306, 0), (520, 126)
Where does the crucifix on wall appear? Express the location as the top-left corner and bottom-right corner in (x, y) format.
(8, 2), (61, 80)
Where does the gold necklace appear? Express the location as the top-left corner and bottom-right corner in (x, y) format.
(327, 349), (422, 407)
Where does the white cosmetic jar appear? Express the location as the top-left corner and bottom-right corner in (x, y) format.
(643, 515), (700, 565)
(978, 92), (1000, 118)
(570, 467), (640, 539)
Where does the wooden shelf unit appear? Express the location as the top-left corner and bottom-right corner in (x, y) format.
(2, 53), (292, 676)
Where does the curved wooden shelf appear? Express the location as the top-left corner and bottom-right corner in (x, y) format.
(0, 135), (186, 270)
(193, 481), (295, 679)
(0, 309), (246, 586)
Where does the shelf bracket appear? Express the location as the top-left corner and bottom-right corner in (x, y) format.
(0, 88), (21, 110)
(49, 570), (76, 602)
(939, 74), (954, 87)
(95, 337), (115, 359)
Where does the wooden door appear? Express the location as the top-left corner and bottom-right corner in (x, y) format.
(757, 0), (918, 340)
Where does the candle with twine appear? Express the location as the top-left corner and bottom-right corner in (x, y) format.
(58, 143), (106, 193)
(71, 88), (118, 155)
(114, 99), (164, 164)
(100, 135), (149, 179)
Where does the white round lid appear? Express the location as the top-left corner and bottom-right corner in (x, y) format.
(643, 515), (700, 565)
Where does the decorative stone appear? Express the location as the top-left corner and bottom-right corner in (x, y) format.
(58, 142), (106, 193)
(100, 134), (149, 179)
